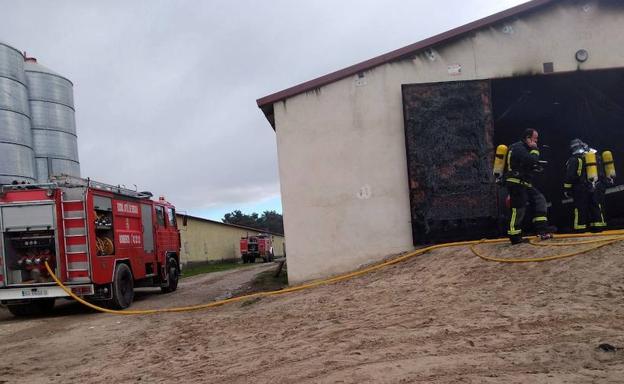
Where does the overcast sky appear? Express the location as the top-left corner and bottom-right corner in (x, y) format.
(0, 0), (526, 220)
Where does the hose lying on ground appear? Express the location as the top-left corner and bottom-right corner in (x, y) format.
(470, 236), (624, 263)
(44, 229), (624, 315)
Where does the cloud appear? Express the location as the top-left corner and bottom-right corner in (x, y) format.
(0, 0), (525, 212)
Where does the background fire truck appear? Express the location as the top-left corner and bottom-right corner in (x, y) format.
(240, 233), (274, 263)
(0, 176), (181, 316)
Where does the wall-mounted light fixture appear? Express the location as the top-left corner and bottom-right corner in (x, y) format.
(575, 49), (589, 63)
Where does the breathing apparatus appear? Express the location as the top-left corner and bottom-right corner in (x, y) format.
(492, 144), (508, 182)
(603, 150), (616, 179)
(569, 138), (616, 188)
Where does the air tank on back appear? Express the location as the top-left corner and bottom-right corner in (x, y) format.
(24, 56), (80, 182)
(0, 42), (36, 184)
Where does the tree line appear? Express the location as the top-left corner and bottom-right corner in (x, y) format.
(222, 210), (284, 234)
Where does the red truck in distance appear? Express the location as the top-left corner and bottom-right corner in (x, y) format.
(240, 233), (274, 263)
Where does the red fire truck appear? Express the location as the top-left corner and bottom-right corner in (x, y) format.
(240, 233), (274, 263)
(0, 176), (180, 316)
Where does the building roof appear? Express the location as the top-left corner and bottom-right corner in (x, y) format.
(176, 213), (285, 237)
(256, 0), (559, 128)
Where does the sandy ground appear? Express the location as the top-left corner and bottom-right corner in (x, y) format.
(1, 238), (624, 383)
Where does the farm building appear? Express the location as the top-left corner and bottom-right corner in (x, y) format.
(257, 0), (624, 283)
(176, 214), (285, 267)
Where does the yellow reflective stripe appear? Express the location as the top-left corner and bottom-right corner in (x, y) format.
(507, 149), (512, 171)
(599, 204), (606, 226)
(508, 208), (521, 235)
(573, 209), (586, 230)
(590, 222), (607, 227)
(532, 216), (547, 223)
(510, 208), (516, 232)
(563, 183), (572, 188)
(506, 178), (532, 187)
(577, 158), (583, 176)
(530, 149), (540, 156)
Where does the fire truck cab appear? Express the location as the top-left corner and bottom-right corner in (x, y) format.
(0, 176), (181, 316)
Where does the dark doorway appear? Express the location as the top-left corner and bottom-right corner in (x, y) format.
(403, 68), (624, 245)
(492, 68), (624, 231)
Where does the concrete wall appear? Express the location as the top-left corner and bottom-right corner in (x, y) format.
(273, 1), (624, 283)
(176, 214), (285, 266)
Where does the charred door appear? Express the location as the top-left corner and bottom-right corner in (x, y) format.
(402, 80), (498, 244)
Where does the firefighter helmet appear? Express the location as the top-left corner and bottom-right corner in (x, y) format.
(570, 138), (586, 155)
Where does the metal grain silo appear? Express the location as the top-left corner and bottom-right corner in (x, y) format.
(24, 57), (80, 182)
(0, 42), (36, 184)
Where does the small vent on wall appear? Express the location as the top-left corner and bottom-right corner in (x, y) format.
(355, 72), (367, 87)
(425, 49), (437, 61)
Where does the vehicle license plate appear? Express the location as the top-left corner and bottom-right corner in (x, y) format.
(21, 288), (48, 297)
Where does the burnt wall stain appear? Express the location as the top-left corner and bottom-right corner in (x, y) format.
(402, 80), (498, 244)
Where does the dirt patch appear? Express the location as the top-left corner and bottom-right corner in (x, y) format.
(237, 263), (288, 295)
(2, 239), (624, 383)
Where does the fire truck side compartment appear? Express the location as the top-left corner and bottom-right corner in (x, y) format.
(1, 204), (58, 285)
(141, 203), (154, 253)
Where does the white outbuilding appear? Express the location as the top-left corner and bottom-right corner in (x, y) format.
(258, 0), (624, 283)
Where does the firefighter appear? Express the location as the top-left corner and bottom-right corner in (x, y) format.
(504, 128), (554, 244)
(563, 139), (609, 232)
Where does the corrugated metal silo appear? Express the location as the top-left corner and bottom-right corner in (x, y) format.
(24, 57), (80, 182)
(0, 42), (36, 184)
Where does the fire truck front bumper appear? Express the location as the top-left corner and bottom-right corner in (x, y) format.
(0, 284), (94, 301)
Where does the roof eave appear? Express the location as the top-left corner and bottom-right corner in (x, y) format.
(256, 0), (559, 127)
(177, 213), (285, 236)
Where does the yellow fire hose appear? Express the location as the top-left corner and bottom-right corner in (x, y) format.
(470, 236), (624, 263)
(43, 229), (624, 315)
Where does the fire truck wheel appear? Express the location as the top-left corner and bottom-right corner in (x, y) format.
(7, 298), (55, 317)
(110, 263), (134, 309)
(249, 255), (255, 264)
(161, 257), (179, 293)
(242, 254), (248, 263)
